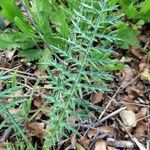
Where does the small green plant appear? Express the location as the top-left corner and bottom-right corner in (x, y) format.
(119, 0), (150, 22)
(0, 71), (34, 149)
(0, 0), (124, 149)
(109, 0), (150, 49)
(0, 0), (73, 69)
(117, 23), (140, 49)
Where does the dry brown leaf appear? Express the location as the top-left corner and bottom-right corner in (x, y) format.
(52, 70), (60, 77)
(139, 35), (147, 43)
(136, 107), (148, 119)
(141, 68), (150, 81)
(33, 97), (42, 108)
(27, 122), (45, 142)
(0, 142), (7, 150)
(34, 69), (47, 78)
(120, 67), (133, 87)
(134, 123), (147, 139)
(125, 84), (143, 99)
(36, 86), (47, 95)
(119, 110), (136, 127)
(125, 104), (139, 113)
(139, 62), (147, 71)
(78, 136), (89, 150)
(122, 96), (140, 113)
(70, 134), (77, 149)
(130, 46), (142, 59)
(94, 140), (107, 150)
(99, 126), (114, 137)
(87, 129), (97, 139)
(91, 92), (104, 104)
(122, 95), (133, 102)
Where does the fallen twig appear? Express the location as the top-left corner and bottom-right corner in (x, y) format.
(107, 138), (134, 149)
(117, 118), (147, 150)
(94, 106), (126, 127)
(99, 74), (141, 120)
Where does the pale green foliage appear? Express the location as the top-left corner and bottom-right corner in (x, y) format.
(42, 0), (123, 149)
(111, 0), (150, 21)
(0, 34), (19, 49)
(0, 0), (72, 68)
(0, 0), (124, 149)
(117, 23), (139, 49)
(109, 0), (150, 49)
(0, 72), (34, 149)
(0, 0), (24, 22)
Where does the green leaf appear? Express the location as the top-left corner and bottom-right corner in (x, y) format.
(140, 0), (150, 13)
(20, 49), (42, 61)
(38, 48), (52, 70)
(0, 34), (19, 50)
(0, 0), (24, 22)
(0, 32), (36, 50)
(135, 0), (150, 22)
(117, 24), (139, 49)
(125, 3), (137, 19)
(51, 7), (70, 38)
(120, 0), (134, 7)
(14, 17), (35, 36)
(31, 0), (52, 34)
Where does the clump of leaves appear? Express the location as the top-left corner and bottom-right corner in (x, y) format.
(117, 23), (140, 49)
(110, 0), (150, 49)
(0, 0), (124, 149)
(0, 0), (74, 69)
(119, 0), (150, 22)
